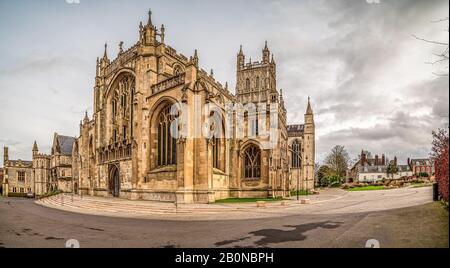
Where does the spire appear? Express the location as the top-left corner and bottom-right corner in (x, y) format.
(147, 9), (153, 26)
(238, 45), (244, 56)
(32, 141), (38, 154)
(262, 40), (270, 63)
(160, 24), (165, 43)
(271, 54), (275, 64)
(84, 110), (89, 123)
(191, 49), (199, 67)
(306, 96), (313, 114)
(103, 42), (108, 60)
(118, 41), (124, 55)
(264, 40), (269, 51)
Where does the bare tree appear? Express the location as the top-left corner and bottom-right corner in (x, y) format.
(413, 17), (449, 76)
(325, 145), (350, 179)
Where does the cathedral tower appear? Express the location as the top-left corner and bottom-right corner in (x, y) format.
(303, 97), (315, 189)
(235, 42), (277, 104)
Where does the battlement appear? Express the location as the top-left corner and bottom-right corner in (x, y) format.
(197, 69), (234, 100)
(242, 61), (273, 70)
(34, 153), (51, 159)
(105, 42), (139, 77)
(166, 45), (190, 64)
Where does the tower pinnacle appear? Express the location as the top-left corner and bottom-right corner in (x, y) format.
(103, 42), (108, 59)
(147, 9), (153, 26)
(306, 96), (313, 114)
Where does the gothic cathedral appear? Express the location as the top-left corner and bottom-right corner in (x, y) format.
(71, 10), (315, 204)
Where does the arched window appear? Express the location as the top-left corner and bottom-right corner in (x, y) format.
(173, 65), (183, 75)
(157, 105), (177, 166)
(244, 144), (261, 179)
(256, 76), (260, 89)
(245, 78), (250, 91)
(291, 140), (301, 168)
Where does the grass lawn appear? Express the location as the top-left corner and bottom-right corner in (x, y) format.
(347, 185), (387, 191)
(290, 190), (311, 196)
(215, 197), (285, 203)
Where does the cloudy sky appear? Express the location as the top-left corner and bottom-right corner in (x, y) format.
(0, 0), (448, 165)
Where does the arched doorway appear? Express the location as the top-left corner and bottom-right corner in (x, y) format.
(109, 164), (120, 198)
(73, 182), (79, 195)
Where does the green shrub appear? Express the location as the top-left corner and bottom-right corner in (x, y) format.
(8, 193), (28, 198)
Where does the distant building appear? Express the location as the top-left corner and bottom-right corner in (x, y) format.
(347, 150), (413, 183)
(408, 158), (434, 177)
(50, 134), (76, 193)
(2, 133), (76, 197)
(2, 147), (34, 196)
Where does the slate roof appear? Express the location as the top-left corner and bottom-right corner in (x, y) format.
(57, 135), (76, 155)
(357, 165), (387, 173)
(357, 164), (411, 174)
(6, 160), (33, 168)
(410, 159), (432, 166)
(287, 124), (304, 133)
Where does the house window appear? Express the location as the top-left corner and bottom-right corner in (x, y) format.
(291, 140), (301, 168)
(18, 171), (25, 182)
(244, 144), (261, 179)
(157, 105), (177, 167)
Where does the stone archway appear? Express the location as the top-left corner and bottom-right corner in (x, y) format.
(109, 164), (120, 198)
(73, 182), (79, 195)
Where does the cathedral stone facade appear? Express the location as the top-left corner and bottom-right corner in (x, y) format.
(2, 10), (315, 203)
(73, 11), (315, 204)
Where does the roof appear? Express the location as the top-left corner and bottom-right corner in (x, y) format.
(410, 159), (432, 166)
(57, 135), (76, 155)
(287, 124), (304, 133)
(358, 165), (387, 173)
(5, 160), (33, 168)
(358, 164), (411, 174)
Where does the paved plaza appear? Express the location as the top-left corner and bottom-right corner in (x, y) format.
(0, 187), (448, 248)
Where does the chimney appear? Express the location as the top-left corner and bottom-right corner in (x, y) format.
(375, 155), (379, 165)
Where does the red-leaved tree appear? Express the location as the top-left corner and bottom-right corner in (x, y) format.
(431, 129), (449, 202)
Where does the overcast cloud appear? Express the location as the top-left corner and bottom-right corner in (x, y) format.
(0, 0), (448, 165)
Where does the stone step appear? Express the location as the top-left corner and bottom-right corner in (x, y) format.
(38, 194), (274, 215)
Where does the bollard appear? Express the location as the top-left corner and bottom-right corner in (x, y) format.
(256, 201), (267, 208)
(433, 183), (439, 201)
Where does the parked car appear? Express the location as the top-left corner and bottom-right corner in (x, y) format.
(26, 190), (35, 198)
